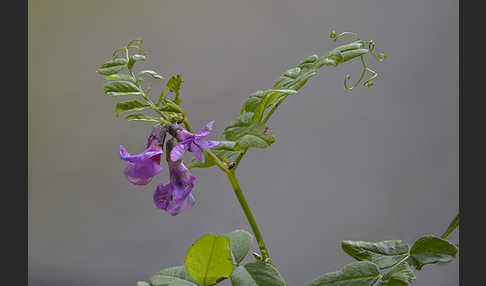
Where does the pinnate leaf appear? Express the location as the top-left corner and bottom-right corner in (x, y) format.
(341, 240), (409, 269)
(226, 229), (253, 265)
(167, 75), (183, 93)
(408, 235), (458, 270)
(125, 113), (159, 122)
(137, 70), (164, 82)
(307, 261), (380, 286)
(234, 133), (275, 150)
(97, 58), (128, 75)
(104, 81), (144, 97)
(230, 262), (286, 286)
(150, 265), (198, 286)
(379, 262), (415, 286)
(105, 73), (136, 82)
(115, 99), (150, 116)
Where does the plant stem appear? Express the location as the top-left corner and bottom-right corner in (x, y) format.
(184, 117), (273, 263)
(226, 171), (272, 264)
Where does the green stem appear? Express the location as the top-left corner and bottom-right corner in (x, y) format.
(204, 149), (272, 263)
(226, 171), (273, 264)
(185, 118), (273, 264)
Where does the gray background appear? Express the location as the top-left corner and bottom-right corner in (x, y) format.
(28, 0), (458, 285)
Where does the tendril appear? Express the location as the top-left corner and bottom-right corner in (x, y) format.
(344, 56), (367, 91)
(112, 39), (145, 58)
(330, 30), (361, 42)
(364, 40), (387, 62)
(331, 30), (386, 91)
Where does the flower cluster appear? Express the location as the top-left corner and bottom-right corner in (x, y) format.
(119, 121), (219, 215)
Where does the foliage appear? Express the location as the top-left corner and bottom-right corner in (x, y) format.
(97, 32), (458, 286)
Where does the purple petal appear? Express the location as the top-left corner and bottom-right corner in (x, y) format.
(119, 139), (164, 185)
(167, 194), (196, 216)
(170, 142), (188, 162)
(124, 164), (153, 185)
(192, 143), (205, 163)
(195, 139), (220, 149)
(153, 183), (171, 210)
(176, 130), (194, 142)
(196, 120), (215, 138)
(169, 162), (196, 202)
(119, 143), (163, 164)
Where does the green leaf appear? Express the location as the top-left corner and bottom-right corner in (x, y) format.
(241, 90), (266, 114)
(137, 282), (150, 286)
(105, 73), (136, 82)
(224, 113), (275, 150)
(234, 133), (275, 150)
(185, 233), (234, 286)
(132, 54), (146, 61)
(288, 70), (317, 90)
(115, 99), (150, 116)
(226, 230), (253, 265)
(341, 49), (368, 62)
(137, 70), (164, 82)
(230, 262), (286, 286)
(409, 235), (458, 270)
(307, 261), (381, 286)
(273, 67), (301, 89)
(224, 112), (257, 141)
(125, 113), (159, 122)
(441, 213), (459, 239)
(166, 75), (183, 105)
(97, 58), (128, 75)
(167, 75), (183, 93)
(332, 41), (364, 53)
(104, 81), (144, 97)
(341, 240), (409, 269)
(298, 54), (319, 69)
(159, 103), (184, 113)
(128, 54), (146, 70)
(242, 89), (297, 121)
(150, 265), (198, 286)
(379, 262), (415, 286)
(187, 141), (239, 169)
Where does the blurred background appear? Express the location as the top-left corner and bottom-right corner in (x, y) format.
(28, 0), (458, 285)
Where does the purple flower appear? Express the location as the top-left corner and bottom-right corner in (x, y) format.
(170, 120), (220, 163)
(119, 137), (164, 185)
(153, 140), (197, 216)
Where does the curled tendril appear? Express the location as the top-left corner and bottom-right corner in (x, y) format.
(112, 38), (145, 58)
(331, 30), (386, 91)
(363, 40), (387, 62)
(344, 55), (379, 91)
(330, 30), (361, 42)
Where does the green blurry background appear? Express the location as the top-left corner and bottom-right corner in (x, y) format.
(29, 0), (458, 285)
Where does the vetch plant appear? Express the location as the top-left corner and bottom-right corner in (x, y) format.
(97, 31), (458, 286)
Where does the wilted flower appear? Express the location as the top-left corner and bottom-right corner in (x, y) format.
(153, 139), (196, 216)
(119, 126), (166, 185)
(169, 120), (220, 163)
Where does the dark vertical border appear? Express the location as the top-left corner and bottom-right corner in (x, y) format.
(460, 0), (482, 285)
(3, 0), (27, 284)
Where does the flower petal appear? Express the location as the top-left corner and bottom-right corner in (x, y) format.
(170, 142), (188, 161)
(196, 120), (215, 137)
(170, 162), (196, 202)
(167, 193), (196, 216)
(153, 183), (171, 210)
(192, 143), (205, 163)
(176, 130), (194, 142)
(124, 164), (153, 185)
(195, 139), (220, 149)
